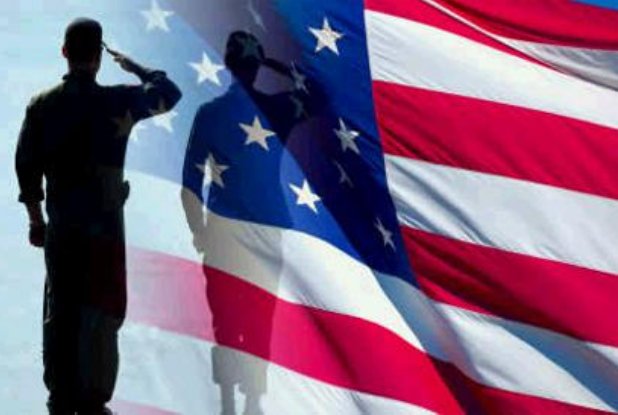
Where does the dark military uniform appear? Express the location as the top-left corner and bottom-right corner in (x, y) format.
(15, 66), (181, 414)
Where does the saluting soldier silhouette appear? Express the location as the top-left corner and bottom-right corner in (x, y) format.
(182, 31), (321, 415)
(15, 18), (181, 415)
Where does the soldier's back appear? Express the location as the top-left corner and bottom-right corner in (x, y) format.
(30, 74), (137, 226)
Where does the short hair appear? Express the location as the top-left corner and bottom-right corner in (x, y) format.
(64, 18), (103, 63)
(224, 31), (264, 68)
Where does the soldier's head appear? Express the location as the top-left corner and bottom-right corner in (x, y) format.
(225, 31), (265, 87)
(62, 18), (103, 75)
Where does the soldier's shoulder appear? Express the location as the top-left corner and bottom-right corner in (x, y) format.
(196, 100), (213, 115)
(99, 83), (141, 96)
(98, 83), (150, 106)
(100, 83), (132, 92)
(27, 83), (65, 109)
(195, 93), (231, 117)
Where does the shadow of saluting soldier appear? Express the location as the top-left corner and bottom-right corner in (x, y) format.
(181, 31), (318, 415)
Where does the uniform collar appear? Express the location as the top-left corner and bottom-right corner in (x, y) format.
(63, 70), (97, 83)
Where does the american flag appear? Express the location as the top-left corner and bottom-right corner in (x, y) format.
(1, 0), (618, 413)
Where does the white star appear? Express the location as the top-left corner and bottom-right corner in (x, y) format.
(129, 122), (147, 143)
(335, 118), (360, 154)
(309, 18), (344, 55)
(141, 0), (174, 32)
(189, 52), (225, 86)
(195, 160), (212, 188)
(291, 63), (308, 94)
(240, 116), (276, 151)
(112, 111), (136, 138)
(375, 218), (396, 250)
(333, 161), (353, 187)
(149, 100), (177, 133)
(152, 110), (178, 133)
(290, 95), (307, 119)
(149, 99), (169, 116)
(196, 154), (229, 188)
(239, 35), (263, 60)
(247, 0), (266, 31)
(290, 180), (321, 214)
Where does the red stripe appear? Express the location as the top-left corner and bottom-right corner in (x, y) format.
(429, 366), (616, 415)
(126, 248), (614, 415)
(365, 0), (547, 65)
(110, 400), (177, 415)
(127, 249), (465, 414)
(127, 250), (212, 339)
(402, 227), (618, 348)
(367, 0), (618, 49)
(374, 81), (618, 200)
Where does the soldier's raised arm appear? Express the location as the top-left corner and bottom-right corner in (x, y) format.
(105, 45), (182, 122)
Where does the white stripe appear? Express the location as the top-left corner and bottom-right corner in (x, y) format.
(388, 0), (618, 91)
(365, 10), (618, 130)
(125, 170), (618, 411)
(503, 39), (618, 91)
(381, 275), (618, 411)
(126, 171), (424, 352)
(116, 322), (434, 415)
(385, 156), (618, 276)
